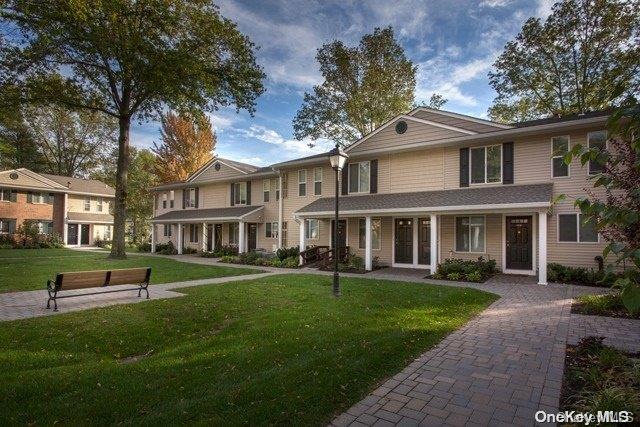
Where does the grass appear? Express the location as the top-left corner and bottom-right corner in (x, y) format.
(573, 293), (638, 319)
(561, 337), (639, 416)
(0, 274), (498, 425)
(0, 248), (259, 292)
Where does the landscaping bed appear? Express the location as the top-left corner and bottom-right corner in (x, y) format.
(572, 294), (640, 320)
(426, 257), (498, 283)
(561, 337), (639, 417)
(217, 246), (301, 268)
(547, 262), (620, 287)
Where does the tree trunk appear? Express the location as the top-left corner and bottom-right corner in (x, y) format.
(109, 115), (131, 259)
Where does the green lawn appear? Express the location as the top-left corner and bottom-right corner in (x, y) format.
(0, 274), (498, 425)
(0, 248), (258, 292)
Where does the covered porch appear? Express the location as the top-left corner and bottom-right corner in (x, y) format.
(151, 206), (264, 254)
(295, 183), (553, 284)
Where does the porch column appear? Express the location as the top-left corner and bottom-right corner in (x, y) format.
(177, 223), (183, 255)
(238, 221), (245, 253)
(151, 224), (156, 253)
(365, 216), (372, 271)
(538, 211), (547, 285)
(62, 193), (68, 244)
(200, 222), (206, 252)
(298, 219), (305, 265)
(430, 214), (438, 269)
(77, 223), (83, 247)
(278, 174), (284, 249)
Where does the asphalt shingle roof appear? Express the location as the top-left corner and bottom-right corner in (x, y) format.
(153, 206), (262, 221)
(41, 174), (115, 196)
(68, 212), (114, 223)
(296, 183), (553, 214)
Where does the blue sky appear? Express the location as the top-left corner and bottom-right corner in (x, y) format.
(131, 0), (555, 165)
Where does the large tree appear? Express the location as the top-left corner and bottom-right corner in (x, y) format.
(488, 0), (640, 123)
(27, 106), (116, 177)
(0, 0), (264, 258)
(293, 26), (416, 147)
(152, 111), (215, 183)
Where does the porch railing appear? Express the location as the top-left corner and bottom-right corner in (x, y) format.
(300, 245), (350, 267)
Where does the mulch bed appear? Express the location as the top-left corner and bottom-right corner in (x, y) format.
(571, 300), (640, 319)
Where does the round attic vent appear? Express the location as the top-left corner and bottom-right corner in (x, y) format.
(9, 172), (18, 180)
(214, 163), (221, 171)
(395, 121), (408, 134)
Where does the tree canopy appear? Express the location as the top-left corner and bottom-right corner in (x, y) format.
(152, 111), (215, 183)
(488, 0), (640, 123)
(293, 26), (416, 147)
(0, 0), (265, 257)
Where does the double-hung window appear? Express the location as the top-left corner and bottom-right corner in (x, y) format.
(84, 196), (91, 211)
(233, 182), (247, 205)
(162, 193), (167, 209)
(313, 167), (322, 196)
(558, 213), (598, 243)
(189, 224), (199, 243)
(96, 197), (103, 212)
(551, 136), (569, 177)
(455, 216), (486, 253)
(31, 220), (53, 234)
(305, 219), (319, 240)
(273, 178), (280, 201)
(470, 145), (501, 184)
(0, 218), (16, 234)
(169, 190), (174, 208)
(185, 188), (197, 207)
(263, 179), (270, 203)
(349, 161), (370, 193)
(265, 221), (278, 238)
(587, 131), (607, 175)
(163, 224), (172, 237)
(358, 218), (381, 250)
(298, 170), (307, 197)
(0, 188), (16, 202)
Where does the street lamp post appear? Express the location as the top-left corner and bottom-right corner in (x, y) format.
(329, 144), (349, 297)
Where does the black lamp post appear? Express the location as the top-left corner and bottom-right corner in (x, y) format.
(328, 143), (349, 297)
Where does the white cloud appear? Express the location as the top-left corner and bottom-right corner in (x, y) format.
(536, 0), (555, 19)
(236, 124), (333, 158)
(479, 0), (512, 7)
(237, 156), (267, 166)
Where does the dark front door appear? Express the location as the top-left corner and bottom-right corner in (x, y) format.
(67, 224), (78, 245)
(506, 216), (533, 270)
(248, 223), (257, 251)
(206, 224), (213, 251)
(418, 218), (431, 265)
(80, 224), (90, 245)
(331, 220), (347, 249)
(214, 224), (223, 250)
(395, 218), (413, 264)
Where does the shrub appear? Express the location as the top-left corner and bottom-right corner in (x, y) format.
(137, 242), (151, 252)
(282, 256), (299, 268)
(465, 270), (483, 282)
(547, 263), (619, 287)
(447, 272), (462, 281)
(156, 242), (177, 255)
(213, 245), (238, 257)
(348, 255), (364, 271)
(435, 257), (497, 282)
(93, 238), (112, 248)
(220, 255), (240, 264)
(183, 247), (198, 255)
(270, 258), (283, 268)
(276, 246), (299, 261)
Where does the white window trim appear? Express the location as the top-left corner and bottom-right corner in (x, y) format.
(298, 169), (307, 197)
(453, 215), (487, 253)
(0, 188), (14, 203)
(587, 130), (608, 176)
(501, 213), (537, 276)
(185, 188), (198, 208)
(233, 182), (247, 206)
(358, 217), (381, 251)
(557, 213), (600, 244)
(348, 160), (371, 194)
(263, 179), (270, 202)
(162, 193), (168, 209)
(83, 196), (91, 211)
(265, 221), (278, 239)
(469, 144), (503, 185)
(550, 135), (571, 178)
(313, 167), (322, 196)
(96, 197), (104, 212)
(169, 190), (174, 208)
(305, 218), (319, 240)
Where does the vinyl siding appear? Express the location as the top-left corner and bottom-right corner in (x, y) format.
(411, 110), (505, 133)
(190, 160), (252, 182)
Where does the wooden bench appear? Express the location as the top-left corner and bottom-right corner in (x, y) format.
(46, 267), (151, 311)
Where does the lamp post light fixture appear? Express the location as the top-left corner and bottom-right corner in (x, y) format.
(328, 143), (349, 297)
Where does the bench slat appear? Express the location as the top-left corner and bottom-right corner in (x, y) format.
(57, 271), (108, 290)
(108, 268), (149, 286)
(55, 267), (150, 290)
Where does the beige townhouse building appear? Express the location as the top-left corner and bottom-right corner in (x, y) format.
(150, 107), (612, 285)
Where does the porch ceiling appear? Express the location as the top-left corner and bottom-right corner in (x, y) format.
(295, 183), (553, 217)
(152, 205), (263, 223)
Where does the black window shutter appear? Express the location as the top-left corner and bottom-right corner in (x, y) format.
(246, 181), (251, 205)
(182, 189), (186, 209)
(459, 148), (469, 187)
(341, 167), (348, 195)
(230, 183), (235, 206)
(503, 142), (514, 184)
(370, 159), (378, 194)
(265, 222), (271, 237)
(195, 188), (199, 207)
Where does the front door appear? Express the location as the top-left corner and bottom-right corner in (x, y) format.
(506, 216), (533, 270)
(206, 224), (213, 251)
(331, 220), (347, 249)
(395, 218), (413, 264)
(80, 224), (90, 245)
(67, 224), (78, 245)
(247, 223), (257, 251)
(214, 224), (223, 250)
(418, 218), (431, 265)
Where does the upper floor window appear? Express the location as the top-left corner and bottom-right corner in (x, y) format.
(558, 213), (598, 243)
(314, 167), (322, 196)
(162, 193), (167, 209)
(551, 136), (569, 178)
(455, 216), (485, 253)
(349, 161), (370, 193)
(185, 188), (197, 207)
(263, 179), (270, 203)
(305, 219), (319, 240)
(233, 182), (247, 205)
(470, 145), (501, 184)
(84, 196), (91, 211)
(273, 178), (280, 201)
(29, 192), (52, 204)
(588, 131), (607, 175)
(0, 188), (16, 202)
(169, 190), (174, 208)
(298, 170), (307, 197)
(96, 197), (103, 212)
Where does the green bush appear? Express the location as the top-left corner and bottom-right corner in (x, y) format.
(220, 255), (240, 264)
(547, 263), (618, 287)
(282, 256), (299, 268)
(270, 258), (283, 268)
(465, 270), (483, 282)
(10, 224), (64, 249)
(447, 272), (462, 281)
(212, 245), (238, 257)
(182, 247), (198, 255)
(435, 257), (497, 282)
(276, 246), (299, 261)
(93, 238), (112, 248)
(137, 242), (151, 252)
(348, 255), (364, 270)
(156, 242), (177, 255)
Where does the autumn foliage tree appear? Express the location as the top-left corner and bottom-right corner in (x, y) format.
(152, 112), (215, 183)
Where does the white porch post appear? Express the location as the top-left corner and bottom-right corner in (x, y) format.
(238, 221), (245, 253)
(77, 223), (83, 247)
(151, 224), (156, 253)
(538, 211), (548, 285)
(365, 216), (372, 271)
(278, 174), (284, 249)
(177, 223), (183, 255)
(62, 193), (68, 245)
(299, 219), (306, 265)
(430, 214), (438, 270)
(201, 222), (206, 252)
